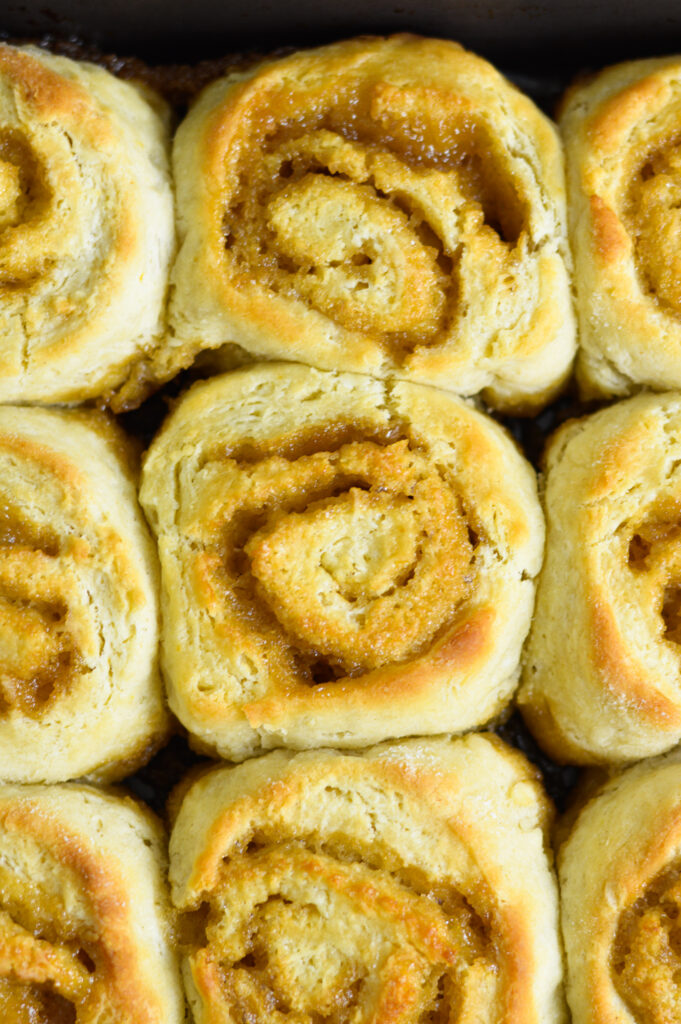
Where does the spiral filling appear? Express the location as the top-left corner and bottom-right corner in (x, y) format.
(627, 137), (681, 315)
(612, 864), (681, 1024)
(184, 835), (497, 1024)
(196, 423), (478, 687)
(0, 128), (53, 288)
(222, 77), (527, 354)
(0, 504), (81, 716)
(0, 870), (98, 1024)
(626, 501), (681, 647)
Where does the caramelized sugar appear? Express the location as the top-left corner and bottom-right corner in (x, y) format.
(0, 980), (76, 1024)
(612, 865), (681, 1024)
(0, 128), (53, 287)
(0, 505), (81, 717)
(204, 422), (475, 687)
(627, 137), (681, 315)
(222, 75), (526, 352)
(190, 835), (497, 1024)
(0, 501), (59, 556)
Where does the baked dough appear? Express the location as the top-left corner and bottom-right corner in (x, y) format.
(140, 363), (544, 761)
(560, 747), (681, 1024)
(520, 392), (681, 764)
(0, 405), (169, 782)
(562, 57), (681, 398)
(0, 782), (185, 1023)
(163, 34), (574, 413)
(0, 44), (174, 407)
(169, 734), (565, 1024)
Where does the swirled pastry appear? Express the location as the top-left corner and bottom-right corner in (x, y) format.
(0, 405), (168, 782)
(140, 363), (544, 760)
(562, 57), (681, 398)
(0, 782), (185, 1023)
(559, 748), (681, 1024)
(163, 34), (574, 412)
(520, 392), (681, 764)
(170, 734), (565, 1024)
(0, 44), (174, 407)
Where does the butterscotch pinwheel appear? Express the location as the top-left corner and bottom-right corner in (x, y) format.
(562, 57), (681, 398)
(170, 735), (565, 1024)
(521, 392), (681, 764)
(0, 783), (185, 1023)
(0, 406), (168, 782)
(560, 748), (681, 1024)
(140, 363), (544, 761)
(163, 35), (574, 412)
(0, 44), (174, 407)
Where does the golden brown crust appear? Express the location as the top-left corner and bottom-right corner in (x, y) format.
(140, 363), (544, 761)
(170, 735), (565, 1024)
(160, 34), (574, 412)
(520, 392), (681, 764)
(0, 44), (174, 405)
(0, 783), (185, 1023)
(561, 56), (681, 398)
(0, 405), (169, 783)
(559, 748), (681, 1024)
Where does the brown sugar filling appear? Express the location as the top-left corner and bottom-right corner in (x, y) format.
(627, 503), (681, 647)
(612, 864), (681, 1024)
(186, 832), (498, 1024)
(0, 504), (83, 717)
(200, 422), (478, 689)
(0, 864), (99, 1024)
(222, 76), (527, 354)
(0, 127), (53, 289)
(627, 136), (681, 316)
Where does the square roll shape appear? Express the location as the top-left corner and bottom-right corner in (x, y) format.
(0, 406), (169, 782)
(140, 363), (544, 761)
(0, 44), (174, 408)
(169, 735), (565, 1024)
(0, 783), (185, 1022)
(520, 392), (681, 764)
(562, 57), (681, 398)
(162, 34), (575, 413)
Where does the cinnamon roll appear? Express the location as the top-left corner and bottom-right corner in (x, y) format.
(164, 34), (574, 413)
(170, 735), (565, 1024)
(560, 748), (681, 1024)
(140, 363), (544, 761)
(0, 406), (168, 782)
(562, 57), (681, 398)
(0, 44), (174, 407)
(520, 392), (681, 764)
(0, 782), (185, 1023)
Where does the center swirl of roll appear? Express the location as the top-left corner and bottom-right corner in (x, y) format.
(186, 838), (497, 1024)
(627, 138), (681, 315)
(222, 77), (526, 353)
(0, 504), (81, 716)
(199, 428), (476, 684)
(627, 501), (681, 645)
(612, 863), (681, 1024)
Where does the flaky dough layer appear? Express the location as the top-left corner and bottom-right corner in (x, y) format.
(0, 44), (174, 406)
(0, 783), (185, 1023)
(140, 363), (544, 760)
(170, 735), (565, 1024)
(163, 34), (574, 413)
(562, 57), (681, 398)
(520, 392), (681, 764)
(0, 406), (169, 782)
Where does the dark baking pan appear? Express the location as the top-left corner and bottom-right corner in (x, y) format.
(5, 0), (681, 70)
